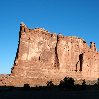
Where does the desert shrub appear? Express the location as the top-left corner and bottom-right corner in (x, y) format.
(24, 84), (30, 89)
(97, 78), (99, 85)
(81, 79), (86, 89)
(59, 77), (74, 89)
(47, 81), (54, 87)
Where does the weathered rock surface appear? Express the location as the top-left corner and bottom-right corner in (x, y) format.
(0, 23), (99, 86)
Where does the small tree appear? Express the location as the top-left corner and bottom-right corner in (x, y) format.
(47, 81), (54, 87)
(59, 77), (74, 89)
(97, 78), (99, 85)
(81, 79), (86, 89)
(82, 79), (86, 85)
(24, 84), (30, 89)
(96, 78), (99, 88)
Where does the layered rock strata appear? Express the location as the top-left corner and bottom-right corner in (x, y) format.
(0, 23), (99, 86)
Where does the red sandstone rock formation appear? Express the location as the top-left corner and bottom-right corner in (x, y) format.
(0, 23), (99, 87)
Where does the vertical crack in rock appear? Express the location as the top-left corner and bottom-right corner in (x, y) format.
(27, 36), (31, 60)
(79, 53), (83, 71)
(76, 53), (83, 72)
(54, 36), (60, 68)
(76, 61), (79, 72)
(39, 56), (40, 61)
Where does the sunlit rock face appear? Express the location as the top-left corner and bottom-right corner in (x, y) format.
(0, 23), (99, 87)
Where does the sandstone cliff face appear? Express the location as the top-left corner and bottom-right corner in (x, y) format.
(0, 23), (99, 86)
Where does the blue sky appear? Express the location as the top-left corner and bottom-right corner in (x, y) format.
(0, 0), (99, 74)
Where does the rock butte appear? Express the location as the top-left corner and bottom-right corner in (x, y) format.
(0, 23), (99, 87)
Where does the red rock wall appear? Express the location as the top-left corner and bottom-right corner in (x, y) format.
(0, 23), (99, 86)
